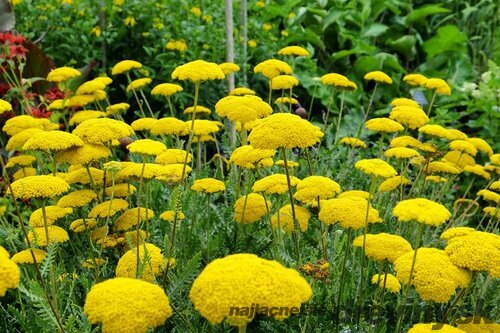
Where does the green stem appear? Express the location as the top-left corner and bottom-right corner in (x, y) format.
(427, 91), (437, 116)
(135, 158), (146, 278)
(334, 91), (345, 144)
(335, 228), (353, 331)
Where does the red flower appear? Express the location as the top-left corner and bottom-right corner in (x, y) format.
(44, 86), (65, 102)
(31, 107), (52, 118)
(9, 45), (28, 59)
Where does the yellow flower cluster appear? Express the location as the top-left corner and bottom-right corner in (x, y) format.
(252, 174), (300, 195)
(230, 87), (256, 96)
(353, 233), (412, 262)
(389, 106), (429, 129)
(5, 154), (36, 168)
(215, 95), (272, 124)
(384, 147), (421, 159)
(23, 130), (84, 152)
(218, 62), (240, 75)
(88, 199), (129, 219)
(378, 175), (410, 192)
(115, 243), (165, 281)
(159, 210), (186, 222)
(0, 253), (20, 296)
(191, 178), (226, 194)
(57, 143), (111, 165)
(424, 78), (451, 95)
(69, 218), (97, 233)
(393, 198), (451, 226)
(106, 103), (130, 115)
(320, 73), (357, 90)
(365, 118), (404, 133)
(172, 60), (225, 84)
(371, 274), (401, 293)
(271, 204), (310, 232)
(73, 118), (134, 144)
(156, 149), (192, 165)
(150, 117), (188, 136)
(456, 316), (500, 333)
(270, 75), (299, 90)
(151, 83), (183, 97)
(248, 113), (323, 150)
(408, 323), (465, 332)
(84, 277), (172, 332)
(0, 99), (13, 114)
(319, 197), (382, 229)
(11, 249), (47, 264)
(364, 71), (393, 84)
(111, 60), (142, 75)
(355, 158), (397, 178)
(402, 73), (428, 87)
(29, 206), (73, 227)
(233, 193), (270, 224)
(69, 110), (106, 126)
(127, 139), (166, 156)
(340, 137), (367, 148)
(189, 253), (312, 326)
(126, 78), (152, 92)
(444, 231), (500, 277)
(278, 46), (310, 57)
(254, 59), (292, 79)
(230, 145), (275, 169)
(293, 176), (341, 205)
(114, 208), (155, 231)
(28, 226), (69, 246)
(11, 175), (70, 199)
(2, 115), (53, 136)
(46, 66), (81, 82)
(165, 40), (188, 52)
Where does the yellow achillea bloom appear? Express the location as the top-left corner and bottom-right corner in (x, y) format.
(230, 145), (275, 169)
(111, 60), (142, 75)
(191, 178), (226, 194)
(426, 161), (461, 175)
(47, 99), (66, 111)
(114, 208), (155, 231)
(254, 59), (292, 79)
(156, 149), (192, 165)
(215, 95), (272, 125)
(172, 60), (225, 84)
(389, 106), (429, 129)
(364, 71), (393, 84)
(402, 73), (428, 87)
(230, 87), (256, 96)
(384, 147), (421, 159)
(127, 139), (167, 156)
(408, 323), (465, 332)
(456, 316), (500, 333)
(126, 78), (152, 92)
(270, 75), (299, 90)
(75, 80), (106, 95)
(355, 158), (397, 179)
(57, 143), (111, 165)
(489, 180), (500, 191)
(63, 167), (106, 186)
(183, 105), (211, 115)
(483, 207), (499, 218)
(218, 62), (240, 75)
(371, 274), (401, 293)
(440, 227), (475, 241)
(424, 78), (451, 95)
(88, 199), (129, 219)
(11, 249), (47, 264)
(0, 99), (13, 114)
(275, 97), (299, 105)
(23, 130), (83, 152)
(82, 258), (106, 269)
(0, 246), (8, 258)
(13, 167), (37, 180)
(11, 175), (69, 199)
(249, 113), (323, 150)
(29, 206), (73, 227)
(378, 175), (410, 192)
(365, 118), (404, 133)
(189, 253), (312, 326)
(463, 165), (490, 180)
(165, 40), (188, 52)
(319, 197), (382, 229)
(339, 137), (367, 148)
(390, 135), (422, 149)
(46, 66), (81, 82)
(185, 119), (220, 137)
(151, 83), (183, 97)
(115, 243), (166, 281)
(84, 277), (172, 332)
(252, 174), (300, 195)
(73, 118), (134, 144)
(131, 118), (159, 132)
(391, 97), (420, 108)
(2, 115), (51, 136)
(445, 231), (500, 278)
(443, 151), (475, 168)
(234, 193), (270, 224)
(69, 218), (98, 233)
(116, 162), (191, 182)
(418, 124), (452, 140)
(0, 255), (20, 296)
(278, 45), (310, 57)
(93, 76), (113, 86)
(337, 190), (369, 199)
(28, 226), (69, 246)
(467, 138), (493, 156)
(320, 73), (357, 90)
(150, 117), (188, 136)
(68, 110), (106, 126)
(271, 204), (310, 232)
(102, 183), (134, 197)
(159, 210), (186, 222)
(293, 176), (341, 205)
(5, 155), (36, 168)
(446, 128), (468, 141)
(449, 140), (478, 156)
(190, 6), (201, 16)
(105, 103), (130, 116)
(6, 128), (44, 151)
(393, 198), (451, 226)
(275, 159), (299, 168)
(353, 233), (412, 262)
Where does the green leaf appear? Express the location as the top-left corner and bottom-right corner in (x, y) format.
(423, 25), (467, 59)
(361, 23), (389, 38)
(331, 43), (377, 61)
(406, 4), (451, 25)
(387, 35), (417, 59)
(286, 28), (325, 51)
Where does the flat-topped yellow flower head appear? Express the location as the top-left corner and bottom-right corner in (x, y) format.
(47, 66), (81, 82)
(111, 60), (143, 75)
(278, 46), (310, 57)
(172, 60), (225, 84)
(11, 175), (69, 199)
(215, 95), (272, 124)
(393, 198), (451, 226)
(364, 71), (393, 84)
(254, 59), (292, 79)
